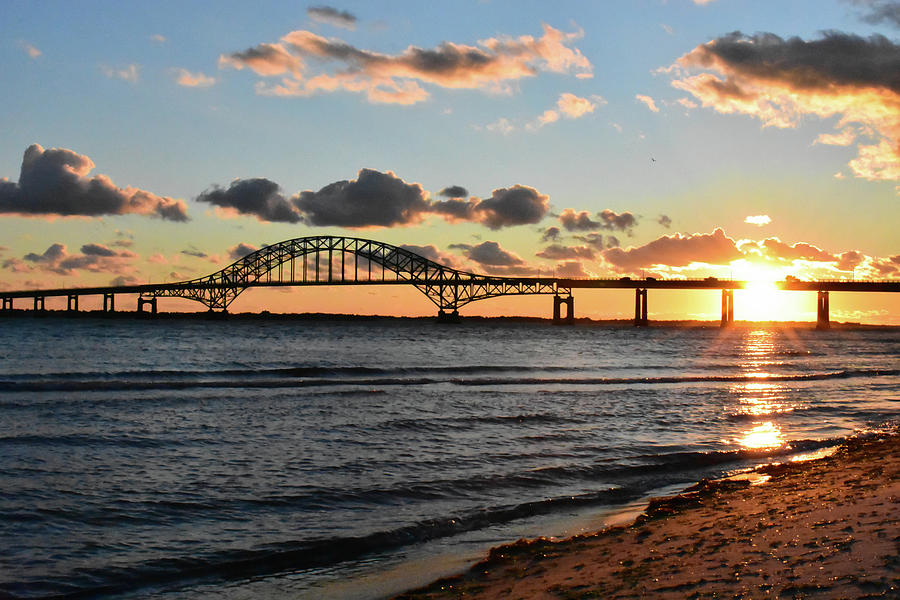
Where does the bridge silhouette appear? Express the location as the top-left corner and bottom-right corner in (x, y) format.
(1, 235), (898, 327)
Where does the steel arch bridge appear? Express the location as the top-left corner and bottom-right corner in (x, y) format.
(153, 236), (564, 312)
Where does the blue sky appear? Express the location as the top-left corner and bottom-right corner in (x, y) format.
(1, 0), (898, 321)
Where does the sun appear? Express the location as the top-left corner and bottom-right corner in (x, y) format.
(729, 261), (806, 322)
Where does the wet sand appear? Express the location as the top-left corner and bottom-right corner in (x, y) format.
(395, 434), (899, 599)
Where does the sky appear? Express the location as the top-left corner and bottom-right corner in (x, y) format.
(1, 0), (898, 322)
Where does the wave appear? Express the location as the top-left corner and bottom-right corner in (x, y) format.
(1, 435), (847, 599)
(0, 368), (896, 394)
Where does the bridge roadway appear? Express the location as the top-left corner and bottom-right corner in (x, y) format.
(1, 235), (897, 327)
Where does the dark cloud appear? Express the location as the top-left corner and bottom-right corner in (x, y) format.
(574, 232), (611, 250)
(17, 242), (137, 276)
(81, 243), (119, 257)
(674, 31), (900, 182)
(559, 208), (637, 233)
(307, 6), (357, 29)
(475, 185), (550, 230)
(450, 241), (523, 267)
(602, 228), (743, 273)
(430, 198), (480, 222)
(294, 169), (430, 228)
(181, 248), (208, 259)
(400, 244), (462, 269)
(846, 0), (900, 28)
(598, 209), (637, 233)
(682, 31), (900, 93)
(228, 243), (259, 260)
(658, 214), (672, 228)
(0, 144), (188, 221)
(536, 244), (596, 260)
(438, 185), (468, 198)
(540, 226), (561, 243)
(196, 178), (301, 223)
(559, 208), (601, 231)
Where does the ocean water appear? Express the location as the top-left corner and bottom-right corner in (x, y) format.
(1, 317), (898, 599)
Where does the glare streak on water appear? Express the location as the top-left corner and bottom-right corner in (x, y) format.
(0, 318), (897, 599)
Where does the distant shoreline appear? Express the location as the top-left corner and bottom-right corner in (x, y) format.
(0, 309), (897, 329)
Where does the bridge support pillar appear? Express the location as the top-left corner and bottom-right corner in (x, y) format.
(2, 297), (11, 312)
(103, 293), (115, 313)
(634, 289), (648, 326)
(816, 291), (830, 330)
(67, 294), (79, 312)
(553, 295), (574, 324)
(721, 289), (734, 327)
(33, 296), (45, 312)
(436, 309), (460, 323)
(137, 296), (158, 315)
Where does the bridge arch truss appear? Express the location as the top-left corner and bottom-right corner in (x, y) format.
(154, 236), (566, 312)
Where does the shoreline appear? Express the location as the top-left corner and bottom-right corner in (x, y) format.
(394, 433), (899, 599)
(0, 309), (897, 329)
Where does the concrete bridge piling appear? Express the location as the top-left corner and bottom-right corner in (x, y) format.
(553, 295), (574, 324)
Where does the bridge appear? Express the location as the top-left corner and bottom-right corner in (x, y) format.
(1, 235), (897, 328)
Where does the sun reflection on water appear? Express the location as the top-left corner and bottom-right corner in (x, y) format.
(730, 329), (794, 451)
(738, 422), (785, 450)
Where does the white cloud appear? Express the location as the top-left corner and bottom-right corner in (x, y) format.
(744, 215), (772, 226)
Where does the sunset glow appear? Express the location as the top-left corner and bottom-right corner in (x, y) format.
(0, 1), (896, 323)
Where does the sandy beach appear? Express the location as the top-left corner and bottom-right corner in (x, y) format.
(396, 434), (899, 599)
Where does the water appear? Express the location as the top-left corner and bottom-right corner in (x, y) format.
(1, 317), (898, 599)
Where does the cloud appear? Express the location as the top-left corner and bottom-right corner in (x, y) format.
(536, 244), (596, 260)
(219, 43), (303, 77)
(400, 244), (462, 269)
(307, 6), (357, 30)
(101, 64), (140, 83)
(602, 228), (743, 272)
(526, 109), (560, 131)
(175, 68), (216, 88)
(0, 144), (188, 221)
(224, 24), (592, 104)
(181, 248), (207, 258)
(845, 0), (900, 28)
(558, 92), (602, 117)
(554, 260), (590, 278)
(15, 242), (137, 276)
(150, 34), (167, 44)
(196, 178), (301, 223)
(558, 208), (637, 233)
(228, 243), (259, 260)
(756, 238), (836, 262)
(575, 232), (616, 249)
(449, 240), (538, 275)
(540, 226), (561, 242)
(815, 127), (858, 146)
(636, 94), (660, 112)
(598, 209), (637, 232)
(438, 185), (468, 198)
(431, 185), (550, 228)
(294, 168), (431, 227)
(525, 92), (601, 130)
(658, 214), (672, 228)
(559, 208), (601, 231)
(836, 250), (865, 270)
(485, 117), (515, 135)
(474, 185), (550, 229)
(744, 214), (772, 226)
(671, 31), (900, 184)
(20, 42), (41, 59)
